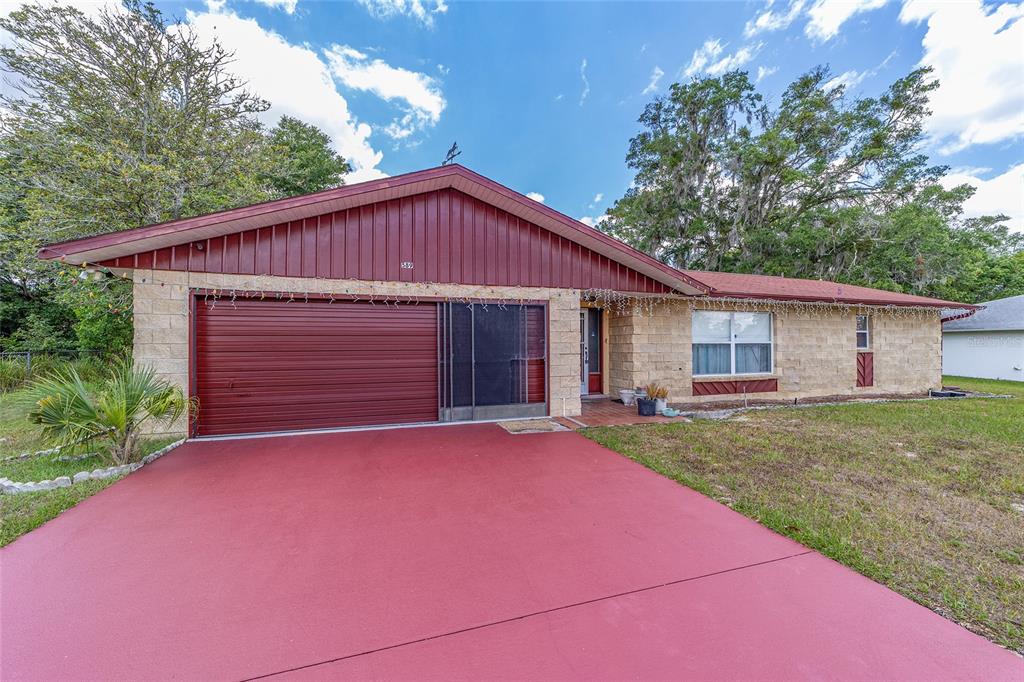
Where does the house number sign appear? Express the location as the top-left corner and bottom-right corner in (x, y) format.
(400, 261), (414, 269)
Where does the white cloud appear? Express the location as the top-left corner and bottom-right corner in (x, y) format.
(824, 50), (895, 92)
(756, 65), (778, 82)
(253, 0), (298, 14)
(941, 164), (1024, 233)
(707, 43), (762, 75)
(642, 65), (664, 95)
(824, 69), (867, 91)
(805, 0), (888, 41)
(593, 192), (604, 203)
(354, 0), (447, 27)
(949, 165), (992, 177)
(525, 192), (545, 203)
(900, 0), (1024, 155)
(183, 6), (384, 181)
(554, 93), (564, 101)
(683, 39), (724, 77)
(579, 58), (590, 106)
(683, 39), (762, 77)
(745, 0), (806, 37)
(324, 44), (445, 141)
(579, 215), (608, 228)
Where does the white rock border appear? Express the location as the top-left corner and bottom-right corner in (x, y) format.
(0, 438), (185, 495)
(1, 446), (60, 463)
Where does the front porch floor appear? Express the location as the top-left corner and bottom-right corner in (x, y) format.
(555, 396), (691, 429)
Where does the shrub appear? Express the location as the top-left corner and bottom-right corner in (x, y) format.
(66, 355), (112, 383)
(26, 354), (60, 379)
(24, 357), (195, 464)
(0, 359), (29, 392)
(73, 304), (132, 355)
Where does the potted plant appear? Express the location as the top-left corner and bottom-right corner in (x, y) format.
(643, 383), (669, 414)
(654, 385), (670, 413)
(636, 383), (659, 417)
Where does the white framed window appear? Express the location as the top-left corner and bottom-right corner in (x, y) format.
(692, 311), (773, 376)
(856, 315), (870, 349)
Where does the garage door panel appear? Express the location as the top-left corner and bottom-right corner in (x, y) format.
(195, 299), (438, 436)
(197, 369), (438, 390)
(192, 348), (436, 364)
(199, 395), (439, 417)
(196, 395), (438, 420)
(197, 361), (437, 378)
(199, 400), (439, 426)
(196, 383), (440, 406)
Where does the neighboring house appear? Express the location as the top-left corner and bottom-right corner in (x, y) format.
(942, 295), (1024, 382)
(38, 165), (976, 437)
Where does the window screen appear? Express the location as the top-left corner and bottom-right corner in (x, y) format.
(856, 315), (870, 349)
(693, 311), (773, 376)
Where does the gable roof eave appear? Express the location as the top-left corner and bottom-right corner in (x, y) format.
(36, 164), (709, 296)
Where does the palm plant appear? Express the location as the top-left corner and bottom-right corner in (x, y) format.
(25, 357), (195, 465)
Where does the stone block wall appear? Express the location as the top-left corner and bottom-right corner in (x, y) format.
(605, 299), (942, 404)
(608, 301), (690, 397)
(131, 264), (944, 436)
(773, 308), (941, 397)
(130, 268), (582, 436)
(870, 311), (943, 393)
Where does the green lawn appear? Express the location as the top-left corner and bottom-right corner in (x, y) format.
(0, 387), (176, 547)
(584, 376), (1024, 653)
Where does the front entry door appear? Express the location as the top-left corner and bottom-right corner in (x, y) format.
(580, 308), (602, 395)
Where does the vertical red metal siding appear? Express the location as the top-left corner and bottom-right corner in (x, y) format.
(691, 379), (779, 396)
(526, 306), (546, 403)
(856, 352), (874, 387)
(102, 188), (669, 293)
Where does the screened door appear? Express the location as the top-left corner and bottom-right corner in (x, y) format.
(439, 303), (547, 421)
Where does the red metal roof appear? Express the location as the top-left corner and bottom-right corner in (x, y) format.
(680, 270), (976, 309)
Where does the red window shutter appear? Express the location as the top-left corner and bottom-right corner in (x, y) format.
(856, 352), (874, 387)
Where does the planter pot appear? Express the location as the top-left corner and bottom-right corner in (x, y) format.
(619, 389), (636, 406)
(637, 398), (657, 417)
(655, 398), (667, 412)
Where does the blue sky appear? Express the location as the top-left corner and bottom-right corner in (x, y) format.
(25, 0), (1024, 229)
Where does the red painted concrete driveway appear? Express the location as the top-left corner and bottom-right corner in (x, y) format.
(2, 424), (1020, 680)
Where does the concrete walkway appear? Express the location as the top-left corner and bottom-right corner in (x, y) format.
(2, 424), (1020, 680)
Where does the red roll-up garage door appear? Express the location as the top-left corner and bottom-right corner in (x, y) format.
(194, 298), (438, 436)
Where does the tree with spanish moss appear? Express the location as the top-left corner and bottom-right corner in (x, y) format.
(603, 67), (1023, 303)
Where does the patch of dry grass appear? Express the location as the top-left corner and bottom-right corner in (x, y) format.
(585, 376), (1024, 653)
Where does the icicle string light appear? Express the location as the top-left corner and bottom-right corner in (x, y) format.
(85, 264), (957, 321)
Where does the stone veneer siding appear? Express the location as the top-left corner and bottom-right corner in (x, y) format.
(130, 268), (583, 436)
(607, 300), (943, 402)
